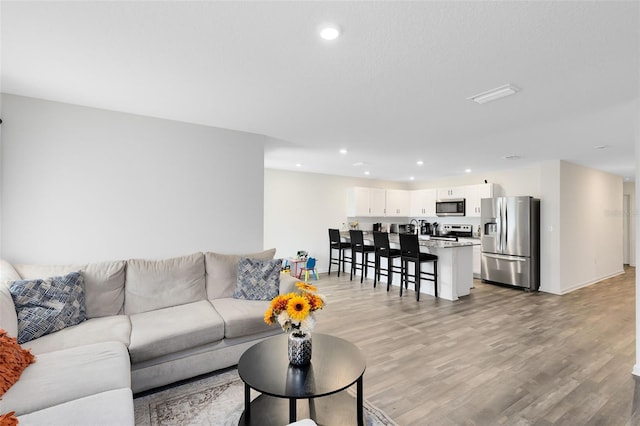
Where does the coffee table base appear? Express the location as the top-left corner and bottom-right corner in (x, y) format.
(238, 390), (365, 426)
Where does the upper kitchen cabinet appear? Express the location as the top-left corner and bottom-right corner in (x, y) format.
(385, 189), (410, 217)
(346, 187), (386, 217)
(437, 187), (466, 200)
(410, 189), (437, 217)
(464, 183), (494, 217)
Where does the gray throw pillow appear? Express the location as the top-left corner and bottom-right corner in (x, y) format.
(9, 271), (87, 344)
(233, 258), (282, 300)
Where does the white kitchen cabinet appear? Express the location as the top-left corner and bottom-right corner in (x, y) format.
(370, 188), (387, 216)
(464, 183), (494, 217)
(410, 189), (437, 217)
(385, 189), (410, 217)
(346, 187), (386, 217)
(437, 187), (466, 200)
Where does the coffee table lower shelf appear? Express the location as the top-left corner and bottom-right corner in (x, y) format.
(238, 390), (364, 426)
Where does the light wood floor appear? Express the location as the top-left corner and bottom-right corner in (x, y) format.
(312, 267), (639, 426)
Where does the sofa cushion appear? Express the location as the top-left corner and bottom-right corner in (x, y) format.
(0, 260), (21, 284)
(0, 329), (36, 398)
(17, 388), (134, 426)
(205, 249), (276, 299)
(81, 261), (126, 318)
(233, 258), (281, 301)
(1, 261), (25, 338)
(210, 298), (274, 339)
(128, 300), (225, 364)
(12, 261), (126, 319)
(20, 315), (131, 355)
(125, 253), (206, 315)
(0, 341), (130, 416)
(10, 272), (86, 344)
(0, 286), (18, 339)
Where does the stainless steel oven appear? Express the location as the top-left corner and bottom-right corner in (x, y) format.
(435, 199), (465, 216)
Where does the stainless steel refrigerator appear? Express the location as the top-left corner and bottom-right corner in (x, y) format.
(481, 196), (540, 291)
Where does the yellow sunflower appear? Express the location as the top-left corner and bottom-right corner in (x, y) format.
(295, 282), (318, 293)
(263, 306), (274, 325)
(287, 295), (311, 321)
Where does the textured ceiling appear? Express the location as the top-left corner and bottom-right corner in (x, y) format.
(1, 1), (638, 181)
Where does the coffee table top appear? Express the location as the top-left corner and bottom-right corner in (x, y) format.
(238, 333), (366, 399)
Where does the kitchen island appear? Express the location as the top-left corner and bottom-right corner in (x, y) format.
(341, 231), (478, 301)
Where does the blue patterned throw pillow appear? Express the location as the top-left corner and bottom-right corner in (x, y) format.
(233, 258), (282, 300)
(9, 271), (87, 344)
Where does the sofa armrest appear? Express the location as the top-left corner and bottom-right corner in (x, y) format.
(279, 273), (300, 295)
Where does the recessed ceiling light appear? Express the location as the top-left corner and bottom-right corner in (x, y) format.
(295, 163), (302, 167)
(502, 155), (521, 160)
(465, 169), (472, 173)
(352, 161), (368, 167)
(409, 176), (415, 181)
(416, 160), (424, 166)
(468, 84), (520, 104)
(320, 26), (340, 41)
(364, 171), (370, 176)
(339, 148), (348, 154)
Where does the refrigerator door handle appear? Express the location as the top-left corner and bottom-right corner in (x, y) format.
(483, 253), (527, 262)
(496, 198), (502, 252)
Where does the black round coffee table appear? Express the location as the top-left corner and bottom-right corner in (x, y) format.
(238, 333), (366, 426)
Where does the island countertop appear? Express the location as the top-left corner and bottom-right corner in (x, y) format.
(339, 231), (480, 249)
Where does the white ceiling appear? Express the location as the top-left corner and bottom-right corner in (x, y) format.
(2, 1), (638, 182)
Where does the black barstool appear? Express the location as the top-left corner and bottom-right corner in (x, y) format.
(372, 231), (402, 290)
(349, 230), (376, 283)
(328, 228), (351, 277)
(399, 233), (438, 301)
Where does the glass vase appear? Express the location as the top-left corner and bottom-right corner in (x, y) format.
(288, 332), (312, 366)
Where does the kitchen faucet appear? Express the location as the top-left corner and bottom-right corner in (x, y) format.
(410, 218), (420, 234)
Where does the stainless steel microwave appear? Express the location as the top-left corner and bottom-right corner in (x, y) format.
(436, 199), (465, 216)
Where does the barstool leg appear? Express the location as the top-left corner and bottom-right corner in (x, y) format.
(350, 251), (355, 281)
(416, 262), (421, 302)
(399, 260), (404, 296)
(373, 254), (378, 288)
(434, 261), (438, 298)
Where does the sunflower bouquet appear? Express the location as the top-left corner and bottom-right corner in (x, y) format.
(264, 282), (326, 337)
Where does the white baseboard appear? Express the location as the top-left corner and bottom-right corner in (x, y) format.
(554, 269), (626, 295)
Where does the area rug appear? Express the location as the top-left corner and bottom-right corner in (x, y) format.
(134, 368), (397, 426)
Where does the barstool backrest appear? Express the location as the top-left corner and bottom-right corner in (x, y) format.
(373, 231), (391, 252)
(329, 228), (342, 244)
(399, 233), (420, 256)
(349, 230), (365, 247)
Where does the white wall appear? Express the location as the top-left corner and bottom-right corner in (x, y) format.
(0, 94), (266, 263)
(623, 182), (636, 267)
(558, 161), (624, 293)
(538, 160), (562, 294)
(264, 169), (407, 273)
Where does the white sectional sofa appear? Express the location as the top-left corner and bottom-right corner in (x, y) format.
(0, 250), (297, 425)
